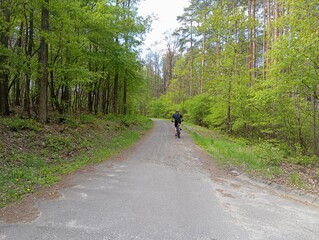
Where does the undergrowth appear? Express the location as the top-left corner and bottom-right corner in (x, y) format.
(186, 123), (319, 188)
(0, 115), (152, 208)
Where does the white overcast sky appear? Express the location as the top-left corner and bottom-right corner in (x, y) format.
(138, 0), (190, 54)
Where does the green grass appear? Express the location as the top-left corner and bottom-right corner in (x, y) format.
(187, 124), (283, 178)
(0, 115), (152, 208)
(290, 172), (304, 188)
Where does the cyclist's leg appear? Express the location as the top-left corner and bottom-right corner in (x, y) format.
(174, 121), (178, 136)
(176, 122), (181, 138)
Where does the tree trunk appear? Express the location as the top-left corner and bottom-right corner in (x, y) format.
(189, 19), (194, 97)
(122, 0), (130, 115)
(106, 73), (111, 114)
(123, 73), (127, 115)
(94, 80), (100, 115)
(24, 10), (34, 117)
(263, 0), (270, 80)
(0, 1), (10, 115)
(14, 22), (24, 106)
(49, 70), (63, 113)
(88, 90), (93, 113)
(248, 0), (256, 86)
(38, 0), (49, 123)
(61, 84), (70, 113)
(252, 0), (256, 79)
(113, 68), (119, 114)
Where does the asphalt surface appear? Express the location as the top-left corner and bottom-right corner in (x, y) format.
(0, 119), (319, 240)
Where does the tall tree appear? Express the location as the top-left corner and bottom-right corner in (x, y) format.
(162, 32), (179, 93)
(0, 0), (11, 115)
(38, 0), (49, 123)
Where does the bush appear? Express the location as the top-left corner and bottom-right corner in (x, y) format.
(253, 142), (283, 166)
(184, 94), (212, 127)
(148, 97), (175, 118)
(80, 114), (97, 123)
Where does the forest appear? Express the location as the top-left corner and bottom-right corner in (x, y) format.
(0, 0), (151, 122)
(145, 0), (319, 158)
(1, 0), (319, 158)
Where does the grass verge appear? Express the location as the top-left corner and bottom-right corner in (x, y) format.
(185, 123), (319, 193)
(0, 115), (152, 208)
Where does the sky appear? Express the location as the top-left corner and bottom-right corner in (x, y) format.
(138, 0), (190, 54)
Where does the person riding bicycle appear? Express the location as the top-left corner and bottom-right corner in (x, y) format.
(172, 110), (183, 135)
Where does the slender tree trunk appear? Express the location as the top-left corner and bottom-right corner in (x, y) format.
(201, 30), (206, 94)
(227, 79), (232, 134)
(252, 0), (256, 79)
(61, 84), (70, 113)
(101, 80), (107, 114)
(94, 80), (100, 115)
(123, 73), (127, 115)
(113, 68), (119, 114)
(189, 20), (194, 97)
(263, 0), (270, 80)
(200, 0), (209, 94)
(14, 22), (24, 106)
(112, 0), (120, 114)
(106, 72), (111, 114)
(38, 0), (49, 123)
(0, 1), (10, 115)
(88, 89), (93, 113)
(49, 70), (62, 113)
(122, 0), (130, 115)
(274, 0), (278, 40)
(248, 0), (256, 86)
(24, 10), (34, 117)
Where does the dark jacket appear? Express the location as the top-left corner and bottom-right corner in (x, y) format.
(172, 112), (182, 123)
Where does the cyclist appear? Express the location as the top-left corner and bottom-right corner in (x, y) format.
(172, 110), (183, 136)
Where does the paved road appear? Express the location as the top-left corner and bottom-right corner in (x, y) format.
(0, 120), (319, 240)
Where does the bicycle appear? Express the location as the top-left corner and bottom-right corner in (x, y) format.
(172, 110), (183, 138)
(176, 122), (181, 138)
(172, 120), (182, 138)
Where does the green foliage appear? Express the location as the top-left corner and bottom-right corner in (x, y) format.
(190, 129), (272, 173)
(148, 96), (176, 119)
(188, 123), (287, 177)
(289, 172), (304, 188)
(291, 155), (318, 167)
(118, 115), (152, 128)
(147, 0), (319, 158)
(1, 117), (40, 132)
(253, 142), (283, 166)
(1, 0), (151, 118)
(184, 94), (212, 126)
(45, 135), (72, 152)
(79, 114), (97, 124)
(63, 117), (79, 128)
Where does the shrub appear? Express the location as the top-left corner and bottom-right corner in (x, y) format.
(2, 116), (40, 132)
(184, 94), (212, 127)
(253, 142), (283, 166)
